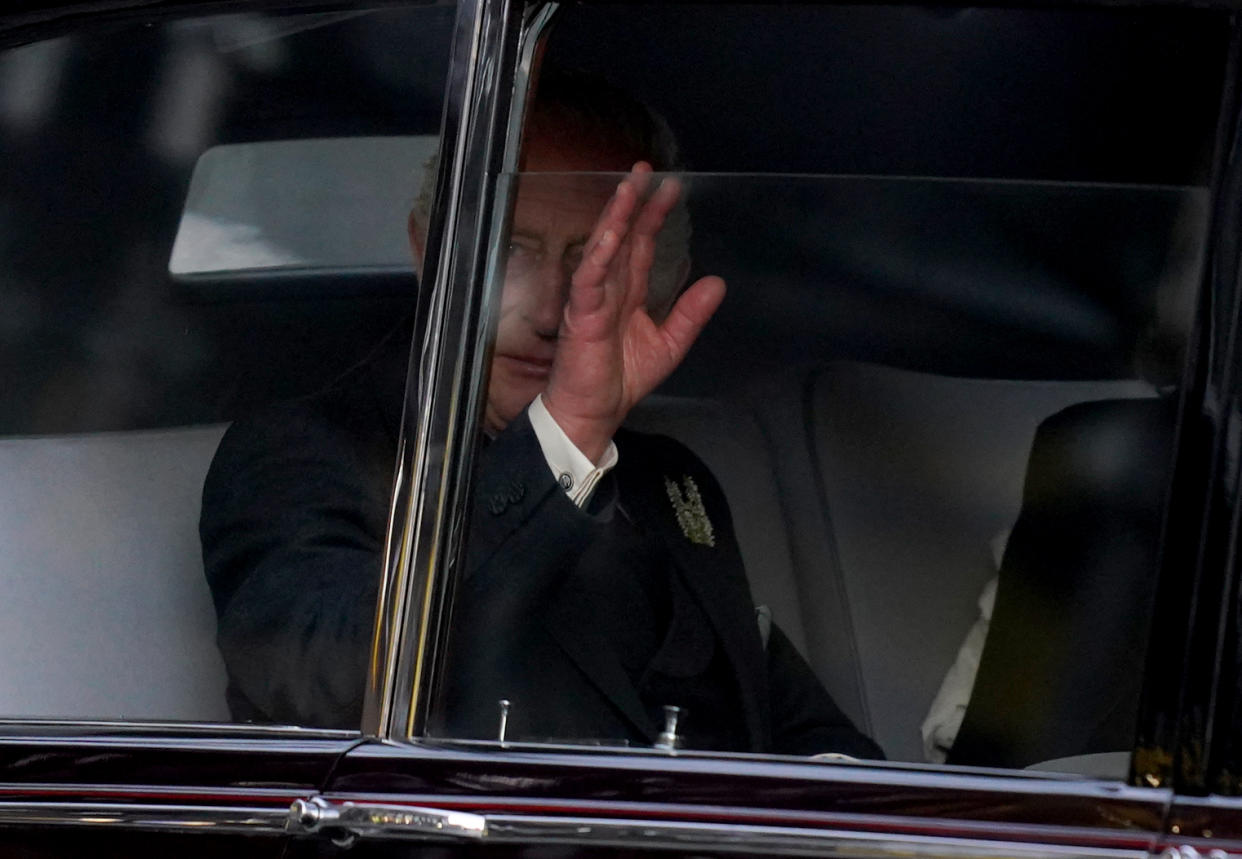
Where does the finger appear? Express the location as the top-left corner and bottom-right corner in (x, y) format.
(656, 275), (726, 367)
(578, 184), (634, 280)
(623, 161), (655, 203)
(622, 232), (654, 318)
(605, 230), (634, 310)
(580, 163), (650, 260)
(568, 227), (621, 316)
(568, 179), (638, 306)
(622, 180), (681, 321)
(631, 175), (682, 241)
(569, 164), (652, 318)
(562, 163), (653, 330)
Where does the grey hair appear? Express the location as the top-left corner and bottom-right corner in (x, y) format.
(412, 71), (692, 318)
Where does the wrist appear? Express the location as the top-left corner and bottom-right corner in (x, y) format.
(538, 394), (616, 464)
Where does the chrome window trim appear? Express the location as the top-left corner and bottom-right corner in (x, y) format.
(0, 800), (1158, 858)
(0, 801), (288, 835)
(363, 0), (506, 738)
(365, 0), (553, 738)
(408, 0), (555, 733)
(481, 815), (1156, 859)
(0, 719), (358, 741)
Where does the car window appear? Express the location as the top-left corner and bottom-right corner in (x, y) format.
(420, 2), (1226, 775)
(0, 3), (452, 725)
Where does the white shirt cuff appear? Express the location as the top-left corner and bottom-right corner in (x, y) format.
(528, 394), (619, 507)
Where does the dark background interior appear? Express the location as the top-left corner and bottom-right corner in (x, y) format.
(0, 2), (1229, 433)
(547, 4), (1226, 394)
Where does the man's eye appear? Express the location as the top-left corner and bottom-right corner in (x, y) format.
(564, 247), (585, 271)
(505, 242), (540, 279)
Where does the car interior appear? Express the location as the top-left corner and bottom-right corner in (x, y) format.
(0, 2), (1227, 772)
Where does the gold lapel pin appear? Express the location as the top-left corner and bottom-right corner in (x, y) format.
(663, 475), (715, 547)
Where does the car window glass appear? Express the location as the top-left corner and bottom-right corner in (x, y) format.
(423, 3), (1225, 775)
(0, 4), (452, 726)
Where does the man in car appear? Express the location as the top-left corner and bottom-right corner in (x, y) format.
(201, 71), (883, 758)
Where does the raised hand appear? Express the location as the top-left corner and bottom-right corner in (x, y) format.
(540, 163), (727, 463)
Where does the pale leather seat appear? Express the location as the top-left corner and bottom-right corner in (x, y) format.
(0, 425), (230, 721)
(0, 406), (794, 727)
(751, 362), (1156, 761)
(0, 366), (1158, 756)
(635, 365), (1155, 761)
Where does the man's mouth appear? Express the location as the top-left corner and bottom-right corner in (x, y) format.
(497, 353), (554, 378)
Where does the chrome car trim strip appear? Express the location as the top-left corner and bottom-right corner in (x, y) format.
(404, 0), (555, 737)
(0, 799), (1161, 854)
(318, 794), (1157, 851)
(367, 0), (553, 741)
(289, 795), (487, 839)
(1156, 846), (1236, 859)
(410, 0), (558, 743)
(480, 815), (1155, 859)
(0, 785), (298, 804)
(395, 0), (524, 741)
(364, 0), (504, 738)
(0, 718), (358, 741)
(501, 1), (556, 178)
(348, 737), (1161, 799)
(0, 801), (288, 834)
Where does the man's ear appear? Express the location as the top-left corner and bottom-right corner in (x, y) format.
(408, 209), (428, 278)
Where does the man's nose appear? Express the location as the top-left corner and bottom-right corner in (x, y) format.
(525, 254), (570, 337)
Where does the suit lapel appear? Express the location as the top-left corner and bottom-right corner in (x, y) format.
(615, 446), (772, 752)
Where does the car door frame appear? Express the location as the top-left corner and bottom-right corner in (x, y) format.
(1162, 12), (1242, 850)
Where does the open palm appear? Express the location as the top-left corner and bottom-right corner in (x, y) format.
(541, 163), (727, 463)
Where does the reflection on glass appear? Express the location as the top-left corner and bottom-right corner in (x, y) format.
(0, 5), (452, 726)
(169, 137), (438, 277)
(430, 171), (1203, 774)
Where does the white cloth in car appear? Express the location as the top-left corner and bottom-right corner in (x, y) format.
(920, 529), (1009, 763)
(529, 393), (619, 507)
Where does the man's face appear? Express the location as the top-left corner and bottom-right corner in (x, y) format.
(483, 134), (633, 434)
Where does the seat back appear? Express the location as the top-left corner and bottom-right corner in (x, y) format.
(0, 373), (1160, 754)
(0, 425), (230, 721)
(802, 363), (1155, 760)
(634, 370), (1157, 761)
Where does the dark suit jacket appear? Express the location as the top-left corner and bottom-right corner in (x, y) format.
(200, 343), (882, 758)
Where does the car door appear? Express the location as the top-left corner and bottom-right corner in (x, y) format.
(1162, 49), (1242, 852)
(285, 0), (1233, 855)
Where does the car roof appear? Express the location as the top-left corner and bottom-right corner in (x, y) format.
(0, 0), (418, 46)
(0, 0), (1234, 44)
